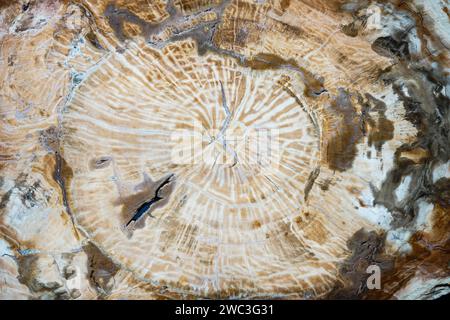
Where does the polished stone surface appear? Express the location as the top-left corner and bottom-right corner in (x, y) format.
(0, 0), (449, 299)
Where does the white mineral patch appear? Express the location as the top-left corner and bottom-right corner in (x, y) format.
(358, 203), (393, 230)
(394, 276), (450, 300)
(395, 175), (412, 202)
(4, 189), (51, 235)
(0, 238), (13, 257)
(386, 228), (413, 254)
(415, 200), (434, 232)
(433, 161), (450, 182)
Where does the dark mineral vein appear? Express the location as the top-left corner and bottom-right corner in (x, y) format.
(304, 167), (320, 202)
(53, 152), (79, 236)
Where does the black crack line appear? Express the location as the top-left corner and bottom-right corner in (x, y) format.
(264, 175), (280, 191)
(304, 167), (320, 202)
(125, 174), (174, 227)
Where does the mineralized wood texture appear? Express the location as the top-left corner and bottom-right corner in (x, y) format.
(0, 0), (449, 300)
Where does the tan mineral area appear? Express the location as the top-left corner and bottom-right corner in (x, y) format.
(0, 0), (449, 300)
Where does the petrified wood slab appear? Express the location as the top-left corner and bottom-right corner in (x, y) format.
(0, 0), (449, 300)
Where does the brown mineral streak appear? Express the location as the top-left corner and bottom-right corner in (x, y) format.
(360, 93), (395, 152)
(304, 167), (320, 201)
(84, 242), (119, 297)
(324, 89), (364, 172)
(241, 53), (325, 97)
(327, 229), (394, 299)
